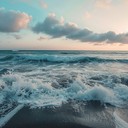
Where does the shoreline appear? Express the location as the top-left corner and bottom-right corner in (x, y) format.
(2, 101), (120, 128)
(0, 105), (24, 128)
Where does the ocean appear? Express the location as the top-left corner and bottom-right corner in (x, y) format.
(0, 50), (128, 128)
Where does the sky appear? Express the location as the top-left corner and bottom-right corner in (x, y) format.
(0, 0), (128, 50)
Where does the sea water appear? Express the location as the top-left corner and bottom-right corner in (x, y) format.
(0, 50), (128, 114)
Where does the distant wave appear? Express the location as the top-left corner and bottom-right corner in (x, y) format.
(1, 54), (128, 64)
(0, 55), (14, 61)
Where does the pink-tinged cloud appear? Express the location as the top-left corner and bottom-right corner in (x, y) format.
(95, 0), (112, 9)
(0, 8), (31, 32)
(40, 0), (48, 9)
(32, 14), (128, 44)
(38, 36), (49, 41)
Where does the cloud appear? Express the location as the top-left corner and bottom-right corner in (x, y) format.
(38, 36), (49, 41)
(33, 13), (79, 38)
(95, 0), (112, 9)
(40, 0), (48, 9)
(32, 14), (128, 44)
(121, 0), (128, 5)
(0, 8), (31, 33)
(12, 34), (22, 39)
(85, 12), (92, 19)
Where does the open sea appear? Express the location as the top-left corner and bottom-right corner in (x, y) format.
(0, 50), (128, 128)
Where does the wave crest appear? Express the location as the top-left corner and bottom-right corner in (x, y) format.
(1, 54), (127, 64)
(0, 73), (128, 108)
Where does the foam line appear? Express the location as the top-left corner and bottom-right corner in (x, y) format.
(114, 111), (128, 128)
(0, 104), (24, 128)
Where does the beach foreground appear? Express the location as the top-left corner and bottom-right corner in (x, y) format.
(3, 101), (128, 128)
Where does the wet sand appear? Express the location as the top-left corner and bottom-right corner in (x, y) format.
(3, 101), (127, 128)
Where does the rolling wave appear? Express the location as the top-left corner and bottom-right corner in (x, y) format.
(0, 73), (128, 109)
(0, 55), (14, 61)
(0, 54), (128, 63)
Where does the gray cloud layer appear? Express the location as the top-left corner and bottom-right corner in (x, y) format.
(0, 8), (31, 32)
(32, 14), (128, 44)
(12, 34), (22, 39)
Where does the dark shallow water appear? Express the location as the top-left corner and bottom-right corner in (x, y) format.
(3, 101), (116, 128)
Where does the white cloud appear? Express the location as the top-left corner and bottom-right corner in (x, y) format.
(0, 8), (32, 32)
(12, 34), (22, 39)
(38, 36), (49, 41)
(95, 0), (112, 9)
(85, 12), (92, 19)
(40, 0), (48, 9)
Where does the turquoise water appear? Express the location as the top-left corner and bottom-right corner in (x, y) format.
(0, 50), (128, 109)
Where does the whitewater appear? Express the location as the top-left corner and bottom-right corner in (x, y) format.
(0, 50), (128, 128)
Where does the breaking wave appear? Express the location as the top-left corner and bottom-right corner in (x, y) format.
(0, 55), (14, 61)
(0, 50), (128, 122)
(1, 54), (128, 64)
(0, 73), (128, 109)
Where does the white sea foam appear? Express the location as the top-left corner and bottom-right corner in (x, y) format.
(0, 51), (128, 109)
(0, 72), (128, 109)
(114, 84), (128, 101)
(76, 85), (117, 104)
(114, 111), (128, 128)
(0, 105), (23, 127)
